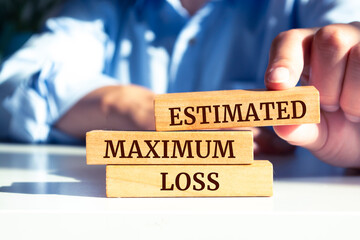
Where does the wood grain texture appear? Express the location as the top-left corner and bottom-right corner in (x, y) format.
(86, 130), (253, 165)
(155, 86), (320, 131)
(106, 161), (273, 197)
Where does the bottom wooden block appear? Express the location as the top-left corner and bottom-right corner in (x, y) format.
(106, 160), (273, 197)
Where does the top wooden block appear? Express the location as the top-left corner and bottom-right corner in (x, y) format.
(155, 86), (320, 131)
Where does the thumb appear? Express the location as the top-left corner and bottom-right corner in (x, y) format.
(273, 113), (327, 152)
(265, 29), (316, 90)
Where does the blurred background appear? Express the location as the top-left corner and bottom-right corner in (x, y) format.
(0, 0), (64, 63)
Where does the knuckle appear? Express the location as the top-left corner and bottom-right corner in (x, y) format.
(285, 28), (304, 38)
(272, 31), (286, 44)
(273, 29), (302, 45)
(314, 25), (349, 54)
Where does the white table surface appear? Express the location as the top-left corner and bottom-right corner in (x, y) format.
(0, 143), (359, 240)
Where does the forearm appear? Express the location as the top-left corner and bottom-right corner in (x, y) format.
(55, 85), (155, 139)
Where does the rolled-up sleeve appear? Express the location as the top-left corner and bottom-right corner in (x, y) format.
(0, 1), (121, 143)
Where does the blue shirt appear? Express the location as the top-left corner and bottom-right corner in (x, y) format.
(0, 0), (359, 143)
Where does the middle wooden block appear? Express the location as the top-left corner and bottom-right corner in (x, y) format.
(86, 130), (253, 165)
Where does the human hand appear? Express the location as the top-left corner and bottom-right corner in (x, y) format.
(250, 127), (296, 156)
(56, 84), (155, 139)
(265, 22), (360, 167)
(222, 127), (295, 155)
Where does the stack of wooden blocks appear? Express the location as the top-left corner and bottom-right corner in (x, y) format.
(86, 86), (320, 197)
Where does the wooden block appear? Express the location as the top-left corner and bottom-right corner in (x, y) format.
(106, 160), (273, 197)
(155, 86), (320, 131)
(86, 130), (253, 165)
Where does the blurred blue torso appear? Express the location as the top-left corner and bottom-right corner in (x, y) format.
(0, 0), (358, 143)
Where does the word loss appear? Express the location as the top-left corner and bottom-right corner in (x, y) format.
(161, 172), (220, 191)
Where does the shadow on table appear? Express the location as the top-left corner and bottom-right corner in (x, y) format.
(0, 149), (106, 198)
(0, 181), (106, 197)
(275, 175), (360, 186)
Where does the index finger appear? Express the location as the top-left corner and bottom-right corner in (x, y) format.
(265, 28), (316, 90)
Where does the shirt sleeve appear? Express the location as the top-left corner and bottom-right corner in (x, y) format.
(0, 0), (123, 143)
(296, 0), (360, 28)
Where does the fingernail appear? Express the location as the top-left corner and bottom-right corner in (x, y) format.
(321, 104), (339, 112)
(344, 113), (360, 123)
(267, 67), (290, 83)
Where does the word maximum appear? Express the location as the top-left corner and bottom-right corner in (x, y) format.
(103, 139), (236, 159)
